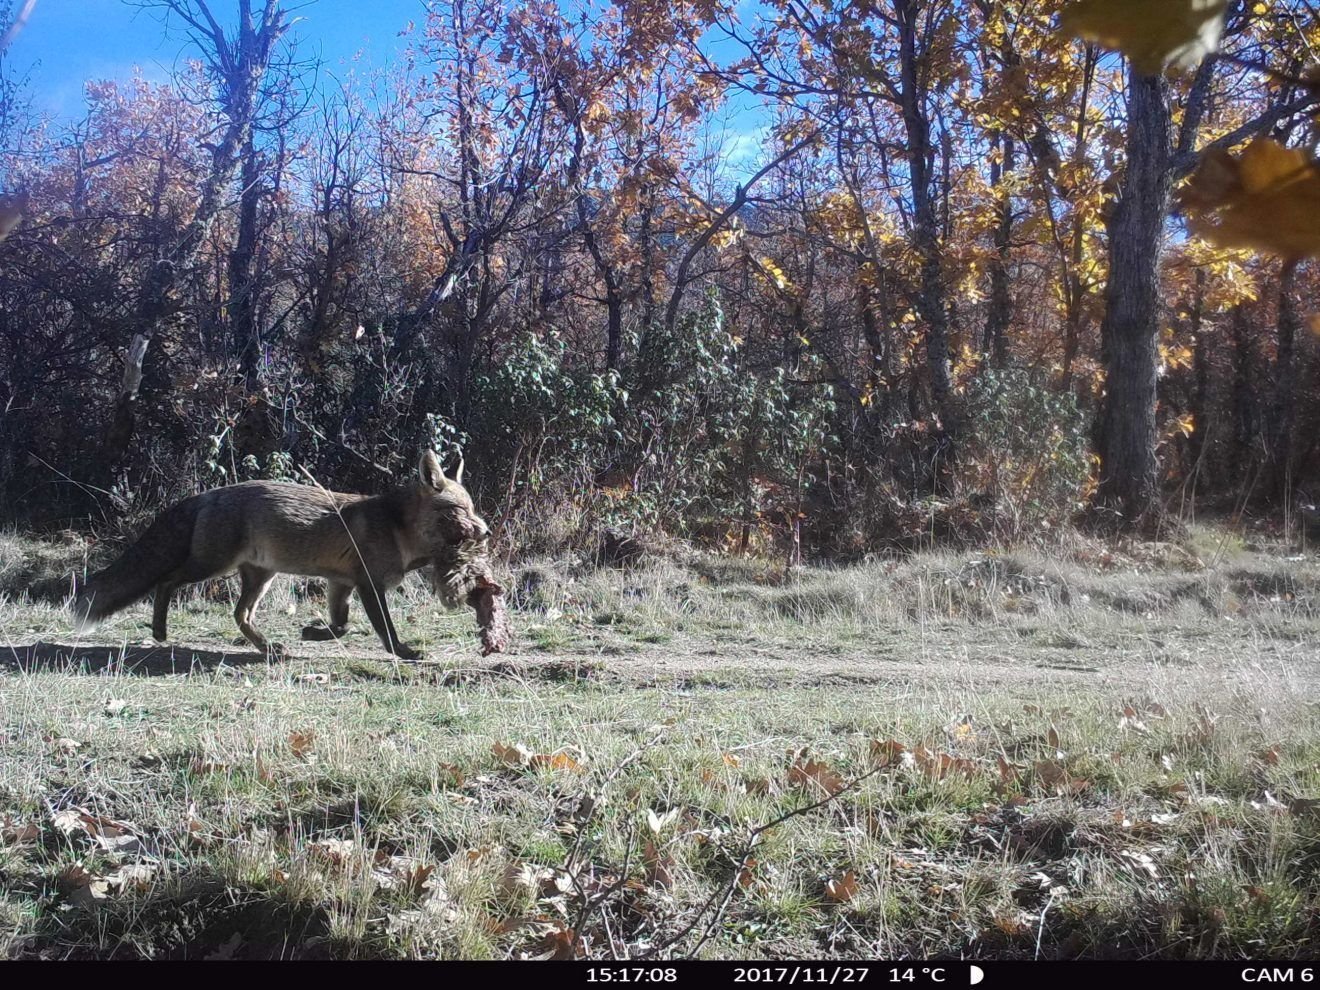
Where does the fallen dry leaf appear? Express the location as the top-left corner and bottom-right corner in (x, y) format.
(1118, 848), (1160, 879)
(870, 739), (910, 768)
(532, 923), (579, 961)
(375, 856), (438, 897)
(643, 839), (676, 890)
(59, 865), (110, 909)
(493, 741), (534, 767)
(736, 857), (760, 890)
(1, 817), (39, 846)
(529, 751), (582, 773)
(311, 837), (357, 867)
(913, 745), (976, 781)
(288, 730), (316, 758)
(646, 808), (680, 834)
(1033, 759), (1090, 796)
(51, 807), (137, 842)
(824, 869), (860, 904)
(788, 756), (846, 797)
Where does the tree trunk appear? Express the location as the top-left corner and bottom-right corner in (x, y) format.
(984, 130), (1014, 368)
(895, 0), (953, 421)
(1095, 71), (1173, 528)
(1270, 258), (1299, 500)
(1229, 302), (1256, 478)
(99, 0), (288, 482)
(229, 133), (262, 389)
(1187, 269), (1209, 476)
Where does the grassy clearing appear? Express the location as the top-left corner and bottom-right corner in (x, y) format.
(1, 527), (1319, 959)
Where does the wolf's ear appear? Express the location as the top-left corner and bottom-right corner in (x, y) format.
(453, 454), (464, 487)
(419, 450), (447, 490)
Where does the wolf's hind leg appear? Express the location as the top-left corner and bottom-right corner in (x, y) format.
(152, 556), (227, 642)
(301, 581), (353, 641)
(235, 565), (282, 657)
(152, 582), (178, 642)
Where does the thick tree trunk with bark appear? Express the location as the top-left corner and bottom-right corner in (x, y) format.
(1095, 72), (1173, 528)
(895, 0), (953, 421)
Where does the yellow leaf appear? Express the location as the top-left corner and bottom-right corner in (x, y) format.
(529, 751), (582, 772)
(1060, 0), (1227, 75)
(1180, 139), (1320, 259)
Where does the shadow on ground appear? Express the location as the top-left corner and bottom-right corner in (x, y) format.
(13, 873), (337, 960)
(0, 641), (272, 676)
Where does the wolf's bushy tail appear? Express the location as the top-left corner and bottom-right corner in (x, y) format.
(73, 497), (200, 629)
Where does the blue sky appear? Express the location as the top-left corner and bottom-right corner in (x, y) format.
(6, 0), (428, 119)
(5, 0), (770, 171)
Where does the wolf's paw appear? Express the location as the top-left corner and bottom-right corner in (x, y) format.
(268, 642), (291, 662)
(301, 622), (350, 642)
(393, 644), (425, 663)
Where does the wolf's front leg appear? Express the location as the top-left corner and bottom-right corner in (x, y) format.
(356, 578), (421, 660)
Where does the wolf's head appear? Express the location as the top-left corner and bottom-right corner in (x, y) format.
(415, 449), (490, 548)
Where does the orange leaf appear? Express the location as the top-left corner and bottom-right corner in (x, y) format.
(788, 757), (846, 797)
(824, 869), (860, 903)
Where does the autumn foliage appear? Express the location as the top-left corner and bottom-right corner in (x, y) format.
(0, 0), (1318, 553)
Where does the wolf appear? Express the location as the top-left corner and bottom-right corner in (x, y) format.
(72, 451), (489, 660)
